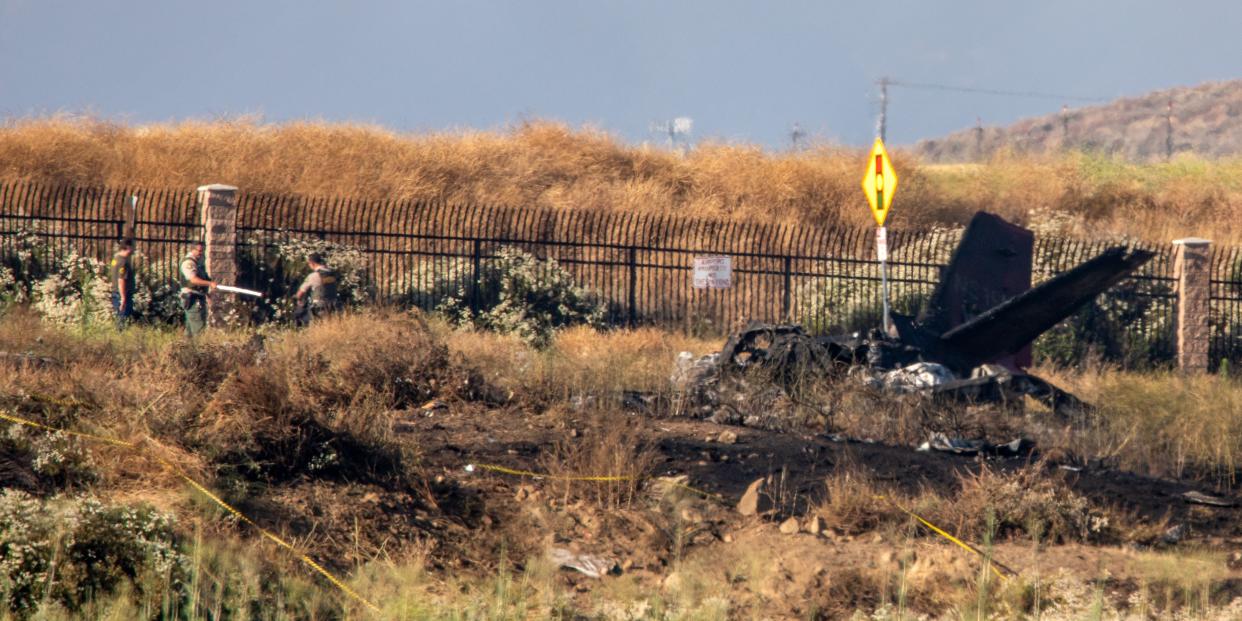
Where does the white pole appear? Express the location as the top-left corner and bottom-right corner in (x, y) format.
(877, 226), (891, 335)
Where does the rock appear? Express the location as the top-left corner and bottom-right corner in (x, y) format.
(548, 548), (619, 579)
(662, 572), (683, 591)
(651, 475), (690, 499)
(736, 478), (771, 516)
(717, 430), (738, 444)
(804, 516), (822, 536)
(871, 533), (884, 544)
(1228, 551), (1242, 570)
(722, 533), (734, 543)
(1183, 490), (1235, 507)
(780, 517), (800, 534)
(1162, 524), (1187, 544)
(679, 506), (704, 524)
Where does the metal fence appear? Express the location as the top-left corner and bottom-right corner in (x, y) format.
(0, 182), (200, 283)
(0, 180), (1237, 368)
(1212, 247), (1242, 366)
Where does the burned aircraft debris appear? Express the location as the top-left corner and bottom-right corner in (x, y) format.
(672, 211), (1154, 429)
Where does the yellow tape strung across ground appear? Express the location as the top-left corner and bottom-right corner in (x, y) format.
(467, 462), (725, 502)
(879, 496), (1016, 581)
(0, 409), (381, 614)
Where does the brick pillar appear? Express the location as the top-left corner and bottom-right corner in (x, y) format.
(198, 184), (238, 327)
(1173, 237), (1211, 372)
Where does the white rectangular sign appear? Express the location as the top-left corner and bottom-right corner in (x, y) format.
(693, 256), (732, 289)
(876, 226), (888, 261)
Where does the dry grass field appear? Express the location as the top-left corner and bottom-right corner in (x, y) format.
(3, 309), (1242, 619)
(2, 116), (1241, 244)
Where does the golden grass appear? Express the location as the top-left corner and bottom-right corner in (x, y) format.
(435, 320), (722, 404)
(4, 116), (1241, 243)
(1038, 366), (1242, 488)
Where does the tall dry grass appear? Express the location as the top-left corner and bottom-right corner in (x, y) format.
(4, 116), (1240, 243)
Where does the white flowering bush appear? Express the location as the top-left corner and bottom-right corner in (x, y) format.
(30, 252), (112, 327)
(2, 229), (178, 326)
(0, 491), (186, 616)
(417, 246), (607, 347)
(0, 229), (57, 304)
(131, 255), (184, 325)
(239, 233), (374, 323)
(0, 266), (19, 309)
(2, 423), (97, 490)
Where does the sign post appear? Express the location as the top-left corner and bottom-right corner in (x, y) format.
(861, 138), (898, 335)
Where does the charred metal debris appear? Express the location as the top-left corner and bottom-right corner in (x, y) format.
(671, 212), (1154, 431)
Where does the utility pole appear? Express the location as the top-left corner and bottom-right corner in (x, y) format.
(1165, 98), (1175, 161)
(1059, 105), (1071, 150)
(973, 117), (984, 161)
(876, 77), (890, 141)
(790, 122), (806, 150)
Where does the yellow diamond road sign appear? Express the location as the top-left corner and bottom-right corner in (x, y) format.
(861, 137), (898, 227)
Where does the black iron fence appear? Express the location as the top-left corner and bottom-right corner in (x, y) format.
(1212, 247), (1242, 367)
(1, 180), (1237, 368)
(0, 182), (200, 283)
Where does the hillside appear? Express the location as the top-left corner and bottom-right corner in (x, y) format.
(2, 117), (1242, 243)
(915, 80), (1242, 162)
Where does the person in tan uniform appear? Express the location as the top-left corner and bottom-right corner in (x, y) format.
(293, 253), (340, 327)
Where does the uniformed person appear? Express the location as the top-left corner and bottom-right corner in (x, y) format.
(294, 253), (340, 327)
(109, 239), (136, 330)
(179, 242), (217, 337)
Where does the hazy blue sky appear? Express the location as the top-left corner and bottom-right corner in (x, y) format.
(1, 0), (1238, 148)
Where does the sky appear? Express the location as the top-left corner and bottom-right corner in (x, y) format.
(1, 0), (1239, 149)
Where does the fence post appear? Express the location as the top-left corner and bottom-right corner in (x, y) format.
(627, 246), (638, 328)
(469, 239), (482, 314)
(782, 255), (793, 322)
(198, 184), (239, 327)
(1173, 237), (1211, 372)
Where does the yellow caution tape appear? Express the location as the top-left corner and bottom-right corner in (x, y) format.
(0, 408), (380, 614)
(879, 495), (1016, 580)
(25, 392), (90, 409)
(466, 463), (725, 502)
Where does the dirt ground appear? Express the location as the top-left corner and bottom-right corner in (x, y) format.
(331, 401), (1242, 617)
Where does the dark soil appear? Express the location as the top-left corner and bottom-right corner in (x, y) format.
(406, 403), (1242, 553)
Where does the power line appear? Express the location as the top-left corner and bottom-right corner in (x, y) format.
(884, 78), (1108, 103)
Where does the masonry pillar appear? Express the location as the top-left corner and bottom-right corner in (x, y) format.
(198, 184), (239, 327)
(1173, 237), (1211, 372)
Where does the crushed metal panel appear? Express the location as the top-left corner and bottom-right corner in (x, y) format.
(938, 246), (1155, 371)
(918, 212), (1034, 370)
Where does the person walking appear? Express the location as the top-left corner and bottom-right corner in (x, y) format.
(293, 253), (340, 327)
(179, 242), (217, 337)
(109, 239), (136, 329)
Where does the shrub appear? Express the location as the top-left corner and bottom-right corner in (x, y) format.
(31, 253), (111, 327)
(0, 491), (187, 617)
(429, 246), (606, 347)
(197, 313), (456, 488)
(131, 255), (183, 325)
(947, 463), (1104, 544)
(1, 424), (98, 490)
(237, 233), (374, 324)
(0, 229), (185, 326)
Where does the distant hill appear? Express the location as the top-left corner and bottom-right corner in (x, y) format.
(914, 80), (1242, 162)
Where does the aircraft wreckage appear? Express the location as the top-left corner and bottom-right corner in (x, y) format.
(671, 212), (1154, 428)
